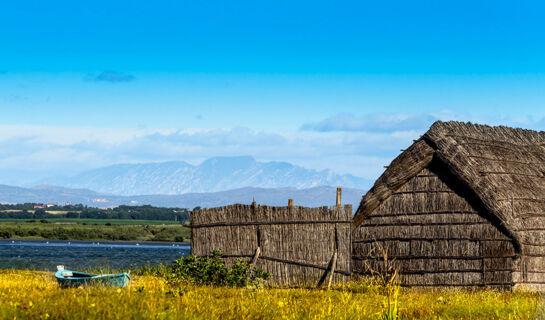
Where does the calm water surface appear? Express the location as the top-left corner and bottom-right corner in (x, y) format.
(0, 239), (190, 271)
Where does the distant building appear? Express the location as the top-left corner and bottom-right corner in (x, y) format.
(33, 204), (46, 209)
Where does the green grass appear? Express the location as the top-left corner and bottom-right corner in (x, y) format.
(0, 218), (181, 225)
(0, 221), (190, 242)
(0, 270), (542, 319)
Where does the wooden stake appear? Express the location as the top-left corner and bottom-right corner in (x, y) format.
(327, 226), (339, 289)
(327, 251), (338, 289)
(251, 246), (261, 269)
(317, 250), (338, 288)
(288, 199), (293, 207)
(336, 188), (342, 206)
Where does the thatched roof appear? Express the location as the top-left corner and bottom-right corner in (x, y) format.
(353, 121), (545, 254)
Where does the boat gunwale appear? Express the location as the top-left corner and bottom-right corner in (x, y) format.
(55, 269), (130, 282)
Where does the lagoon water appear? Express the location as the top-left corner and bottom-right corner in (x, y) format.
(0, 239), (190, 271)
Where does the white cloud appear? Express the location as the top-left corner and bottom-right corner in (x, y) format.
(301, 111), (545, 133)
(0, 125), (166, 145)
(3, 112), (543, 186)
(0, 124), (420, 182)
(301, 113), (438, 132)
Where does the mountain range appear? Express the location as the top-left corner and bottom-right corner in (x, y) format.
(0, 184), (365, 211)
(38, 156), (371, 196)
(0, 156), (370, 209)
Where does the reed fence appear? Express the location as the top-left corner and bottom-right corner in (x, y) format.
(191, 203), (352, 286)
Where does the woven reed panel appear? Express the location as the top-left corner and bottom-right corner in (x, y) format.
(191, 204), (352, 286)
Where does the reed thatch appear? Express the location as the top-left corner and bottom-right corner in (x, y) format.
(191, 203), (352, 286)
(353, 121), (545, 290)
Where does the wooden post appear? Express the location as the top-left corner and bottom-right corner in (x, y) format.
(251, 246), (261, 269)
(327, 251), (338, 289)
(288, 199), (293, 207)
(317, 250), (338, 288)
(336, 188), (342, 206)
(318, 226), (340, 288)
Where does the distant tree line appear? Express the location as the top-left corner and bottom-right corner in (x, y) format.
(0, 204), (190, 223)
(0, 223), (190, 242)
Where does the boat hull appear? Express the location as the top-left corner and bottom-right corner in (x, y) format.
(55, 270), (130, 288)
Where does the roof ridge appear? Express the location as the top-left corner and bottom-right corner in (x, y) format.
(426, 120), (545, 145)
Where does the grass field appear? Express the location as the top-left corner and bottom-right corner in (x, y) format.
(0, 269), (542, 319)
(0, 218), (181, 225)
(0, 222), (190, 242)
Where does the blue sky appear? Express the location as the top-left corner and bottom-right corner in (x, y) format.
(1, 1), (545, 186)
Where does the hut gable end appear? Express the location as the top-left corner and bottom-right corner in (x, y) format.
(353, 162), (516, 288)
(354, 121), (545, 252)
(353, 120), (545, 289)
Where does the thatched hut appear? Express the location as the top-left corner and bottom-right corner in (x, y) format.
(352, 121), (545, 290)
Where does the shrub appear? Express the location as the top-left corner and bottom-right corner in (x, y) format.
(0, 230), (12, 239)
(166, 250), (270, 287)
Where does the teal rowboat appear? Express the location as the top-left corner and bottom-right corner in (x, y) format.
(55, 266), (130, 288)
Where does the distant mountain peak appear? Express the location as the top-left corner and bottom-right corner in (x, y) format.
(38, 156), (372, 196)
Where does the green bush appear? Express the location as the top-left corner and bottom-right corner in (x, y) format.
(166, 251), (270, 287)
(0, 230), (12, 238)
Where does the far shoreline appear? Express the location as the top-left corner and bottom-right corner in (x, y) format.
(0, 239), (190, 246)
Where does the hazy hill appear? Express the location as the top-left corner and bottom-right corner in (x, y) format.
(39, 156), (371, 196)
